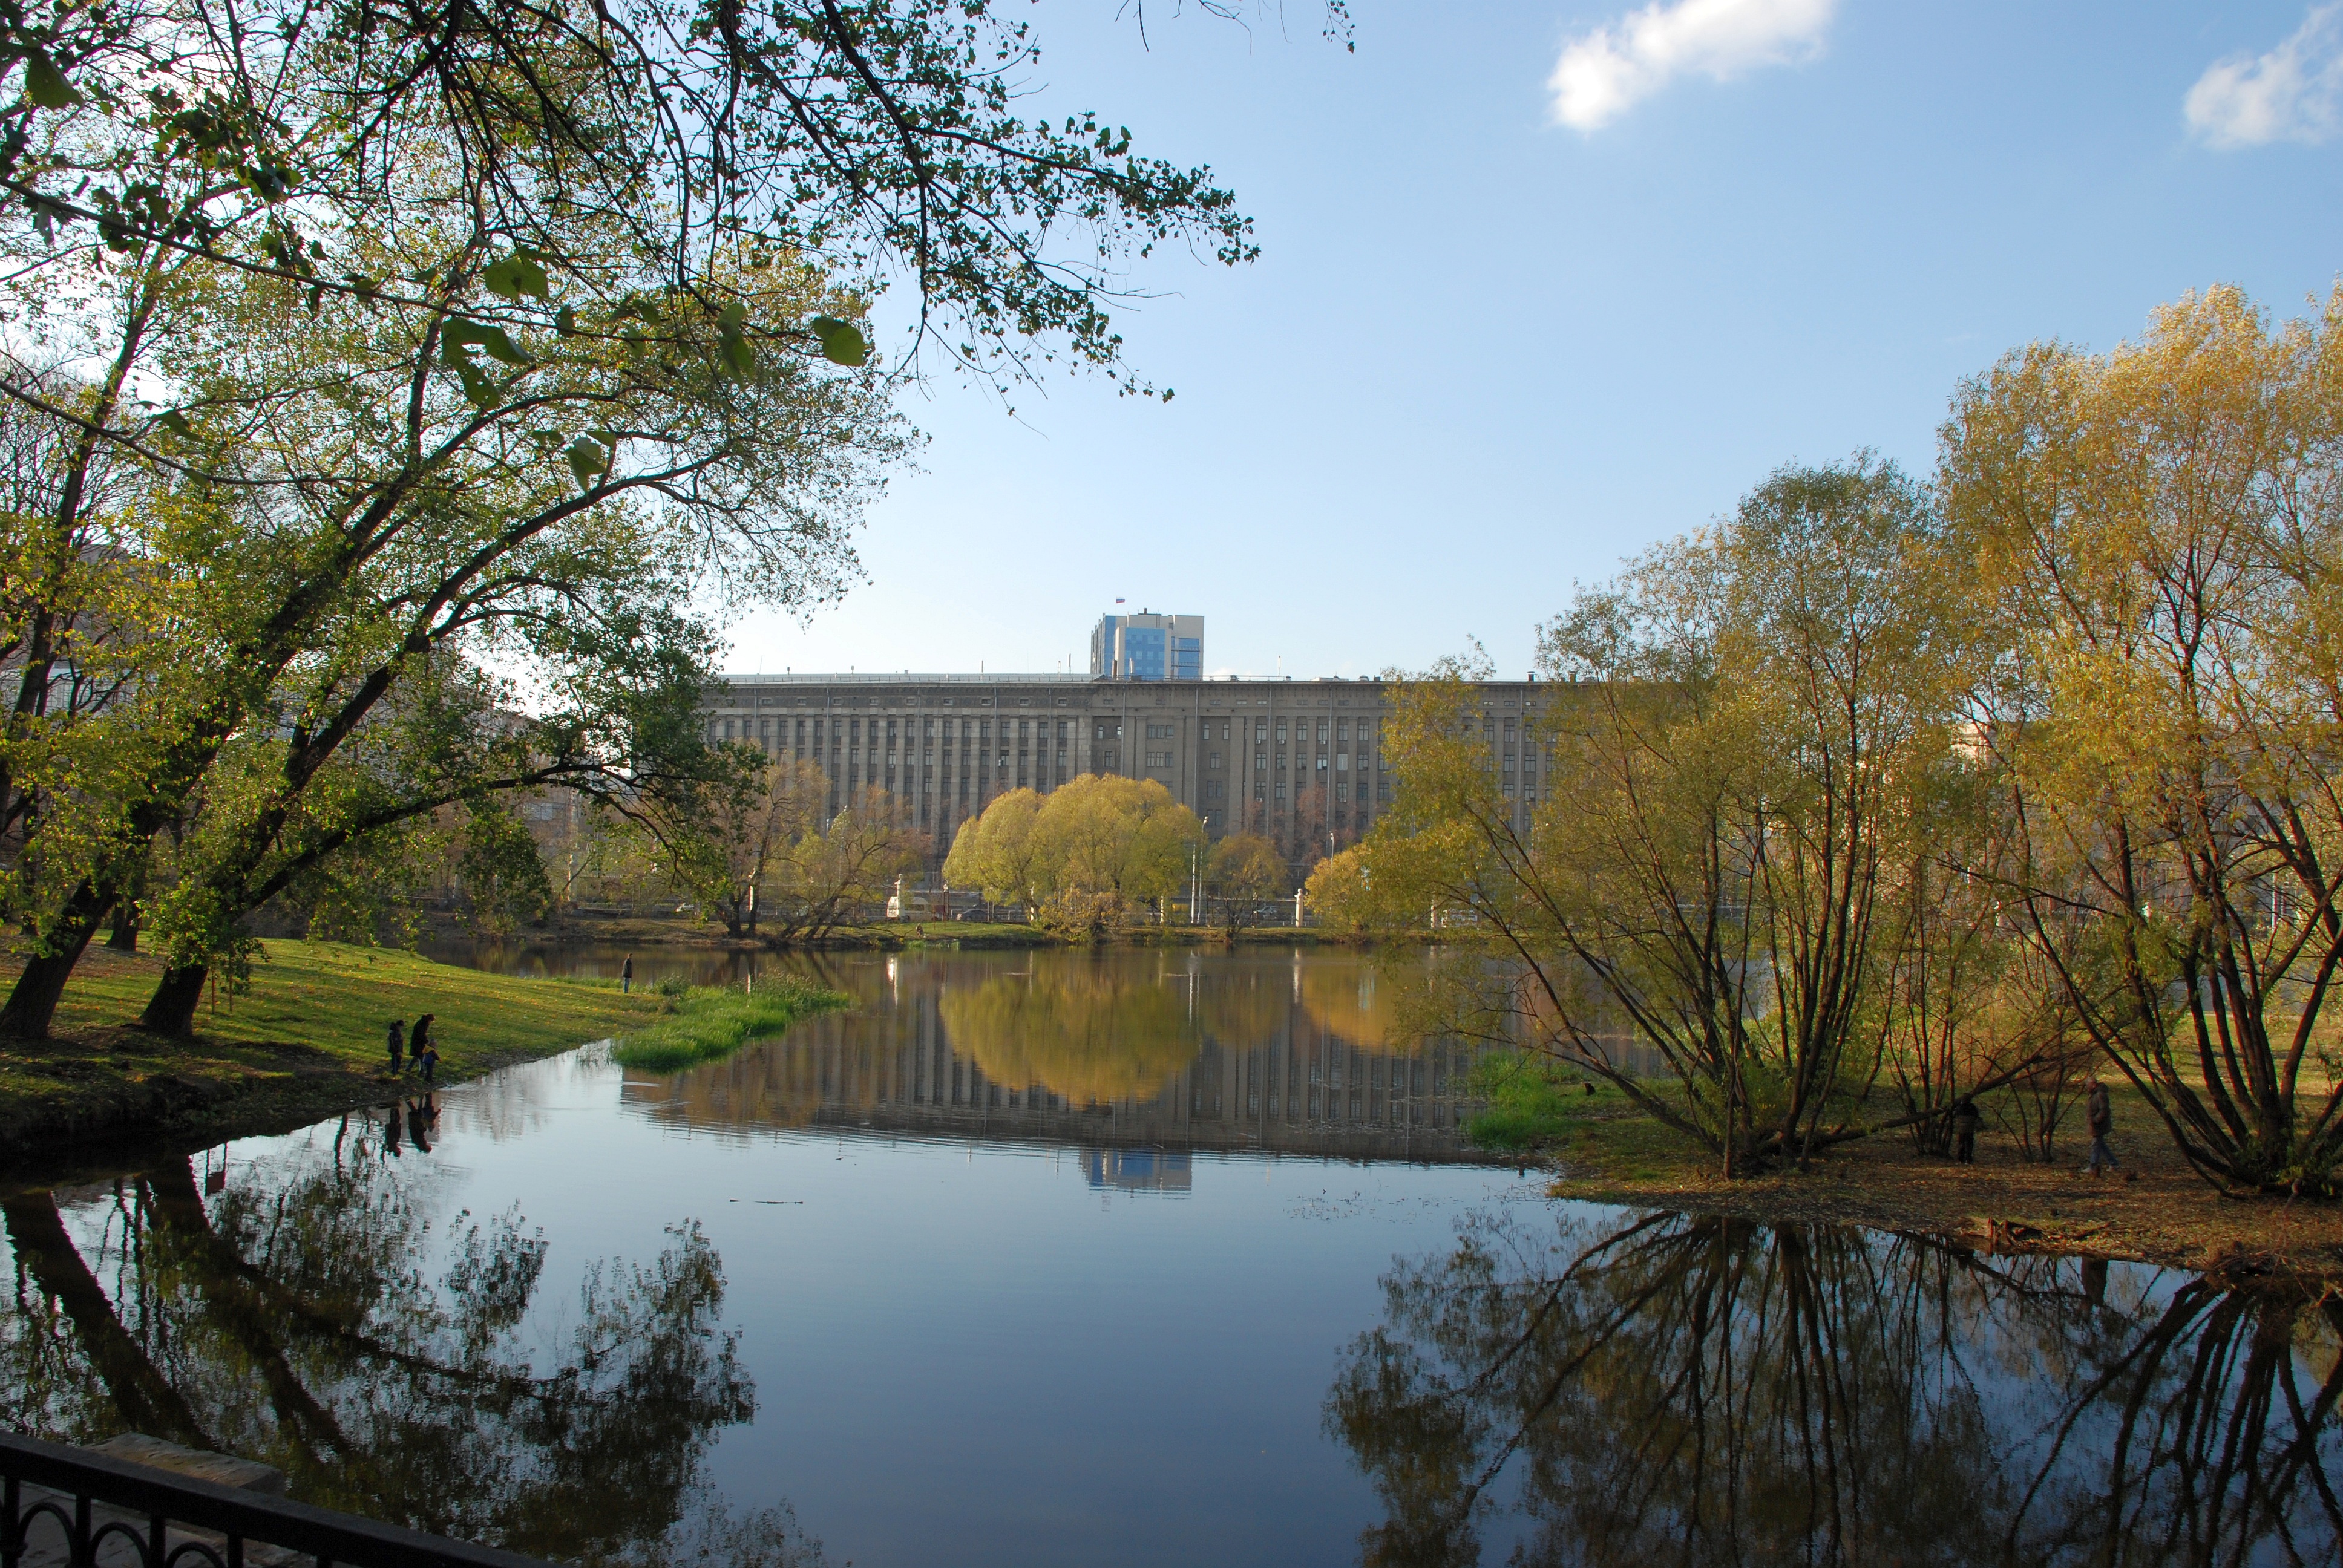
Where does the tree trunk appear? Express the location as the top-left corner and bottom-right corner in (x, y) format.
(106, 901), (139, 952)
(0, 914), (105, 1038)
(140, 964), (211, 1036)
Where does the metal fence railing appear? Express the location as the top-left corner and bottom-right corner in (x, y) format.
(1, 1432), (551, 1568)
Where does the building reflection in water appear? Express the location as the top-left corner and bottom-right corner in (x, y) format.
(1081, 1148), (1192, 1194)
(622, 950), (1500, 1163)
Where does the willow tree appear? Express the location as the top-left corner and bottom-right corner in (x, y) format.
(1943, 284), (2343, 1197)
(1368, 461), (1963, 1172)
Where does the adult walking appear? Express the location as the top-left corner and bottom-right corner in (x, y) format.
(621, 955), (635, 995)
(408, 1014), (435, 1076)
(1951, 1098), (1981, 1165)
(2083, 1077), (2120, 1175)
(385, 1019), (405, 1076)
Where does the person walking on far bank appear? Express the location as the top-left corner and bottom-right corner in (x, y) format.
(621, 955), (634, 995)
(2083, 1078), (2119, 1175)
(385, 1019), (405, 1076)
(1951, 1098), (1981, 1165)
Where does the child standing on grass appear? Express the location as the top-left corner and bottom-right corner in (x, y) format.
(385, 1019), (405, 1076)
(416, 1036), (440, 1084)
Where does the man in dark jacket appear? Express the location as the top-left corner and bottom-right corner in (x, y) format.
(2083, 1078), (2119, 1175)
(1951, 1098), (1981, 1164)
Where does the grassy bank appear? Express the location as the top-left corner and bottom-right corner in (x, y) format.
(1469, 1053), (2343, 1275)
(3, 941), (663, 1161)
(612, 978), (847, 1071)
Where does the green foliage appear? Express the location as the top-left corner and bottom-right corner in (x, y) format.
(947, 774), (1202, 925)
(455, 804), (554, 935)
(611, 979), (845, 1071)
(1462, 1052), (1617, 1152)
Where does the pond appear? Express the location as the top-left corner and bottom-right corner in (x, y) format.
(3, 949), (2338, 1567)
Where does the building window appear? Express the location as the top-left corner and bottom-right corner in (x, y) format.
(1208, 751), (1222, 769)
(1147, 722), (1175, 739)
(1276, 722), (1288, 743)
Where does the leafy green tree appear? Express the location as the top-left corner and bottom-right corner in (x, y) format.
(0, 0), (1307, 1039)
(942, 786), (1047, 907)
(1027, 773), (1202, 911)
(1942, 284), (2343, 1196)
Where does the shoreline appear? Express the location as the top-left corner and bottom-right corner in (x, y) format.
(0, 942), (663, 1175)
(1522, 1110), (2343, 1278)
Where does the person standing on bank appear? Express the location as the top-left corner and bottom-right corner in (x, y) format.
(385, 1019), (405, 1076)
(1951, 1098), (1981, 1165)
(2084, 1077), (2120, 1175)
(408, 1014), (434, 1076)
(621, 955), (634, 995)
(416, 1034), (441, 1084)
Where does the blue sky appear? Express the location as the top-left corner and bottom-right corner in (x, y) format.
(727, 1), (2343, 681)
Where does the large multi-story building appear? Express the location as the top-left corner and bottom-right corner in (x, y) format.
(700, 671), (1552, 860)
(1089, 610), (1203, 681)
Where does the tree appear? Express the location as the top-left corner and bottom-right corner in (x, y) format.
(1302, 843), (1378, 933)
(1362, 461), (1966, 1174)
(0, 0), (1306, 1038)
(760, 786), (928, 941)
(1027, 773), (1201, 911)
(943, 774), (1202, 932)
(942, 786), (1046, 908)
(1942, 284), (2343, 1197)
(1209, 831), (1286, 933)
(652, 752), (830, 938)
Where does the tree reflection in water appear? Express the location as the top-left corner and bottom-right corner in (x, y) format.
(1326, 1210), (2343, 1567)
(0, 1114), (816, 1567)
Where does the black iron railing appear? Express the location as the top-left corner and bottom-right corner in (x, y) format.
(0, 1433), (552, 1568)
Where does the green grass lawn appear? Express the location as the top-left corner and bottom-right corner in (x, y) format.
(612, 978), (846, 1071)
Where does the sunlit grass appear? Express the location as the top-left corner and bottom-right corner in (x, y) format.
(609, 979), (847, 1072)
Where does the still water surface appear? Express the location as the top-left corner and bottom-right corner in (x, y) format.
(4, 949), (2339, 1567)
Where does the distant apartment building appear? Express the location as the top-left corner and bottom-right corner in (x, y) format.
(700, 672), (1552, 865)
(1089, 610), (1203, 681)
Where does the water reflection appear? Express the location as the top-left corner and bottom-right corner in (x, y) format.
(624, 950), (1496, 1163)
(0, 1120), (786, 1566)
(1327, 1210), (2343, 1567)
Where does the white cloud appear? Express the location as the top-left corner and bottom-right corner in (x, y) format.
(1548, 0), (1837, 131)
(2185, 5), (2343, 148)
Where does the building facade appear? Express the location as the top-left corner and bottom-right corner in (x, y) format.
(1088, 611), (1203, 681)
(700, 672), (1552, 859)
